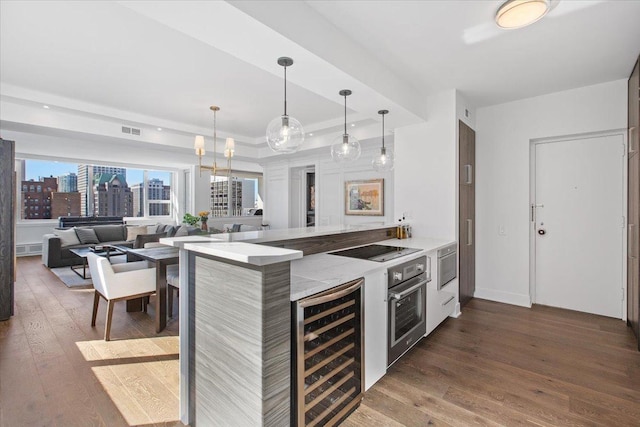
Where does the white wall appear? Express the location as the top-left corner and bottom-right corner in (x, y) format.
(394, 89), (458, 240)
(262, 140), (395, 230)
(475, 79), (627, 307)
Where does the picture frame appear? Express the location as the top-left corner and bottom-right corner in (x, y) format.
(345, 179), (384, 216)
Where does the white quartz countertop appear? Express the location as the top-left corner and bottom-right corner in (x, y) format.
(183, 242), (303, 266)
(290, 236), (456, 300)
(164, 226), (454, 299)
(161, 223), (395, 247)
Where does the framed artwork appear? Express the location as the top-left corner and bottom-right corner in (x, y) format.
(345, 179), (384, 216)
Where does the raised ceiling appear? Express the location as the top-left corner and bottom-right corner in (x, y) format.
(1, 0), (639, 152)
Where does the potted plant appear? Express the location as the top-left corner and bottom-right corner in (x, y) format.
(182, 213), (200, 227)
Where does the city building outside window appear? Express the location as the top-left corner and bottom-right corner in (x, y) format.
(17, 159), (174, 220)
(209, 175), (263, 218)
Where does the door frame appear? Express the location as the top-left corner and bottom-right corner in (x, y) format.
(529, 129), (628, 320)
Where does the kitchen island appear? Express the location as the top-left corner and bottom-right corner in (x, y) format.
(161, 225), (457, 426)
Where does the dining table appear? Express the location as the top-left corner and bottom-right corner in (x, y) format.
(110, 245), (179, 333)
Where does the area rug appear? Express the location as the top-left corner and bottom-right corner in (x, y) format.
(51, 267), (93, 288)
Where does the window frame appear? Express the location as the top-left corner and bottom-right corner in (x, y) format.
(15, 156), (178, 224)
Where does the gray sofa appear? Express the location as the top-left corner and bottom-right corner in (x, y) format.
(42, 224), (135, 268)
(42, 223), (205, 268)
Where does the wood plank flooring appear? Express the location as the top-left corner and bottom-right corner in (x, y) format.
(0, 256), (183, 427)
(344, 298), (640, 427)
(2, 257), (639, 426)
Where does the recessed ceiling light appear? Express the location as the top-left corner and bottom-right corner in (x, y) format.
(309, 133), (314, 136)
(43, 105), (50, 109)
(351, 123), (356, 127)
(496, 0), (550, 29)
(157, 127), (163, 131)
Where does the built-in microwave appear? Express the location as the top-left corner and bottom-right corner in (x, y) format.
(437, 243), (457, 290)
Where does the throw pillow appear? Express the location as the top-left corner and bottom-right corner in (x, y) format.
(93, 224), (126, 242)
(147, 224), (159, 234)
(53, 228), (81, 247)
(165, 225), (178, 237)
(126, 225), (148, 242)
(174, 225), (189, 237)
(74, 227), (100, 245)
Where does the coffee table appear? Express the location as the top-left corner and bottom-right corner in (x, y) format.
(68, 246), (128, 279)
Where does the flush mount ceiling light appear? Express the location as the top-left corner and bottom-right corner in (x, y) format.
(194, 105), (234, 178)
(266, 57), (305, 153)
(330, 89), (361, 163)
(495, 0), (550, 29)
(372, 110), (394, 172)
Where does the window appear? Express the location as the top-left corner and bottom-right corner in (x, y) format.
(209, 174), (263, 218)
(18, 159), (175, 220)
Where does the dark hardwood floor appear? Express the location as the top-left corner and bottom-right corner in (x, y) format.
(344, 298), (640, 427)
(2, 257), (639, 426)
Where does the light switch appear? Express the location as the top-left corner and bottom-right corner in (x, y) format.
(499, 225), (507, 236)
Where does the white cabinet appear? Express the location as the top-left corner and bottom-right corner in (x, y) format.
(363, 270), (387, 390)
(425, 250), (457, 336)
(426, 279), (457, 335)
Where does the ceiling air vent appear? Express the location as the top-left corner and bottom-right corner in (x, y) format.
(121, 126), (141, 136)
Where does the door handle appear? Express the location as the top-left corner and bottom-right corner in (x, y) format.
(389, 280), (428, 301)
(464, 164), (473, 185)
(467, 219), (473, 246)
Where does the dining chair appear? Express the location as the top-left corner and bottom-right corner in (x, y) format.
(87, 252), (156, 341)
(166, 264), (179, 318)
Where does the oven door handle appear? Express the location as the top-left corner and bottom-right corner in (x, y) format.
(389, 279), (427, 301)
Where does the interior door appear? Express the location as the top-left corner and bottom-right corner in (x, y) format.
(534, 134), (624, 318)
(458, 121), (475, 306)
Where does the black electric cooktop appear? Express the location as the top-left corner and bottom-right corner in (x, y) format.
(329, 244), (421, 263)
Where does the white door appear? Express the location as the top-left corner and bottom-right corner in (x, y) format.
(534, 134), (624, 318)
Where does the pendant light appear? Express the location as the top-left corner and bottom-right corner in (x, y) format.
(372, 109), (394, 172)
(266, 57), (305, 153)
(194, 105), (234, 178)
(330, 89), (361, 163)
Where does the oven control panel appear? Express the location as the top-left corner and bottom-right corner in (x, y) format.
(388, 256), (427, 288)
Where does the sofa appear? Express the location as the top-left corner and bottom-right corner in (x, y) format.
(222, 223), (260, 232)
(42, 223), (201, 268)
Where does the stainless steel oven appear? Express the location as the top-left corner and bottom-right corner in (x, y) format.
(437, 243), (457, 290)
(388, 256), (428, 366)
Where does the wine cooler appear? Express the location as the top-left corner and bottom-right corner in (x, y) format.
(293, 278), (364, 426)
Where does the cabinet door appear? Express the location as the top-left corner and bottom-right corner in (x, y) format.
(628, 57), (640, 350)
(459, 121), (476, 307)
(363, 271), (387, 390)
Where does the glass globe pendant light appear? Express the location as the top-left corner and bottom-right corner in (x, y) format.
(330, 89), (361, 163)
(266, 57), (304, 153)
(372, 109), (394, 172)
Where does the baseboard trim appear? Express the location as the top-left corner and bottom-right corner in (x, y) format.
(474, 288), (532, 308)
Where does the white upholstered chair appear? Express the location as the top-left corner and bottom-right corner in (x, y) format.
(166, 264), (180, 318)
(87, 253), (156, 341)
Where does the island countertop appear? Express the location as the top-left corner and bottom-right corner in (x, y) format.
(289, 236), (455, 300)
(160, 226), (455, 300)
(160, 223), (396, 247)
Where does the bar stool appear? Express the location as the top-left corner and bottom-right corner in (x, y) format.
(166, 264), (180, 317)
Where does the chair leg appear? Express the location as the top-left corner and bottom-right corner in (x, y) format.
(91, 291), (100, 327)
(168, 286), (174, 318)
(105, 300), (115, 341)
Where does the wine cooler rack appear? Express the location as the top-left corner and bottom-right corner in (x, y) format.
(293, 278), (364, 426)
